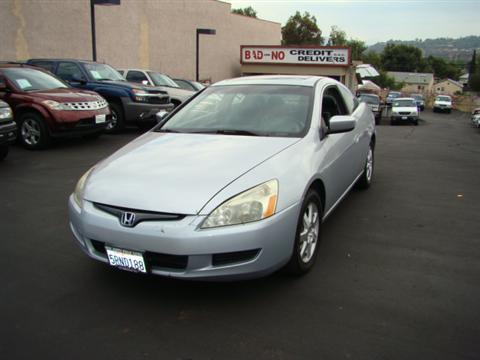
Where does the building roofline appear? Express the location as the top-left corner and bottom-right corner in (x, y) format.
(211, 0), (281, 25)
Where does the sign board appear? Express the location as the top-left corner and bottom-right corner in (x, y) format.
(241, 46), (350, 67)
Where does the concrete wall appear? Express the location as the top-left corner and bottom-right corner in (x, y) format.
(0, 0), (281, 82)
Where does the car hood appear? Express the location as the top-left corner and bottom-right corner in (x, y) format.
(29, 88), (100, 102)
(84, 132), (299, 215)
(156, 86), (194, 100)
(435, 101), (452, 105)
(392, 106), (417, 112)
(92, 80), (168, 94)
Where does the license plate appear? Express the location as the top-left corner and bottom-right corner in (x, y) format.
(402, 116), (407, 120)
(95, 114), (106, 124)
(105, 246), (147, 273)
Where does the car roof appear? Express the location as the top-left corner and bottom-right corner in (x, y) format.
(0, 63), (46, 71)
(394, 97), (415, 101)
(28, 58), (99, 64)
(213, 75), (330, 87)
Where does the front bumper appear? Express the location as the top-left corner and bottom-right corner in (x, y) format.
(121, 97), (174, 123)
(49, 107), (111, 137)
(68, 195), (300, 280)
(0, 121), (17, 145)
(391, 115), (418, 123)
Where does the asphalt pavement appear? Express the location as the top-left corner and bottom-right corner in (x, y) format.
(1, 110), (479, 360)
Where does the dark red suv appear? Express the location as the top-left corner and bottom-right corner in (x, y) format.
(0, 64), (111, 149)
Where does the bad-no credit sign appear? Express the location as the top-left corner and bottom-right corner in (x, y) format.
(241, 46), (350, 66)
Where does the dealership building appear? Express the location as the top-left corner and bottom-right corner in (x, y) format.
(1, 0), (358, 89)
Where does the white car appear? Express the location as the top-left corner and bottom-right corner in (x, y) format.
(433, 95), (453, 113)
(118, 69), (195, 107)
(390, 97), (419, 125)
(472, 108), (480, 128)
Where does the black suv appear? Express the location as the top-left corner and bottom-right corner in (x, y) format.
(27, 59), (173, 132)
(0, 99), (16, 160)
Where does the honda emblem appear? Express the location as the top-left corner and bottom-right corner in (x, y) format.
(120, 212), (136, 227)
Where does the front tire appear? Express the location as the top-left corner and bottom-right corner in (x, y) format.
(105, 102), (125, 133)
(357, 143), (374, 190)
(286, 190), (323, 275)
(0, 145), (8, 161)
(18, 112), (51, 150)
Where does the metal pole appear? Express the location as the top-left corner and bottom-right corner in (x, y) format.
(90, 0), (97, 61)
(196, 30), (199, 82)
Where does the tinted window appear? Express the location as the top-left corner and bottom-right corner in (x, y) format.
(3, 68), (68, 91)
(157, 85), (313, 138)
(29, 61), (55, 73)
(83, 63), (124, 81)
(57, 62), (85, 82)
(337, 83), (356, 113)
(126, 70), (148, 84)
(148, 72), (179, 87)
(393, 99), (416, 107)
(174, 79), (195, 91)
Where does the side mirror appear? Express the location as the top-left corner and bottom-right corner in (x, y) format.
(328, 115), (356, 134)
(0, 78), (7, 91)
(156, 110), (169, 123)
(142, 80), (149, 86)
(71, 74), (86, 84)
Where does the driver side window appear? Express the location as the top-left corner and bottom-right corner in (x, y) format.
(321, 87), (347, 127)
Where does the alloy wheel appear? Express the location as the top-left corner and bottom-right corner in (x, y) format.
(21, 118), (41, 146)
(299, 202), (320, 263)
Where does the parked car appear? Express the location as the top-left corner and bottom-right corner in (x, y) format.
(471, 108), (480, 128)
(119, 69), (194, 108)
(0, 99), (16, 160)
(357, 93), (382, 124)
(433, 95), (453, 113)
(386, 91), (402, 106)
(173, 78), (205, 92)
(68, 75), (376, 280)
(411, 93), (425, 111)
(0, 64), (111, 149)
(27, 59), (172, 132)
(390, 97), (419, 125)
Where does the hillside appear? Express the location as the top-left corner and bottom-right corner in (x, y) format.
(368, 35), (480, 62)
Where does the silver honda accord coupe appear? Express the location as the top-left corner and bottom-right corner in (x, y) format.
(68, 75), (376, 280)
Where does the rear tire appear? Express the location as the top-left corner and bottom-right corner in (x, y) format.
(105, 102), (125, 133)
(0, 145), (8, 161)
(286, 190), (323, 275)
(357, 143), (374, 190)
(18, 112), (51, 150)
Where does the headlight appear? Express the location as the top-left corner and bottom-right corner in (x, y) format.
(0, 107), (12, 120)
(42, 100), (65, 110)
(73, 167), (95, 208)
(201, 179), (278, 229)
(132, 89), (149, 102)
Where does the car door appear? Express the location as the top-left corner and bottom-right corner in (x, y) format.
(316, 85), (362, 212)
(56, 62), (87, 88)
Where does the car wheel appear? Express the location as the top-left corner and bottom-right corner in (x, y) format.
(0, 145), (8, 161)
(357, 143), (374, 190)
(447, 109), (452, 114)
(433, 108), (437, 113)
(286, 190), (322, 275)
(390, 118), (395, 125)
(414, 120), (419, 126)
(105, 102), (125, 133)
(18, 112), (51, 150)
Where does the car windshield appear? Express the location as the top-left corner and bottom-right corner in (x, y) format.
(388, 92), (401, 98)
(393, 99), (416, 107)
(2, 67), (68, 91)
(192, 81), (206, 90)
(436, 96), (451, 102)
(83, 63), (124, 81)
(147, 72), (180, 87)
(157, 85), (313, 137)
(358, 95), (379, 105)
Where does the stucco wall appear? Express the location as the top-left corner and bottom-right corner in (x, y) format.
(0, 0), (281, 82)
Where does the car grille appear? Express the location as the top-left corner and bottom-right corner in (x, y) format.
(94, 203), (185, 227)
(399, 112), (411, 115)
(212, 249), (261, 266)
(63, 99), (108, 110)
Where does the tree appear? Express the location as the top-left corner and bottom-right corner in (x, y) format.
(374, 71), (404, 90)
(467, 50), (478, 90)
(231, 6), (257, 18)
(282, 12), (324, 45)
(361, 51), (382, 69)
(348, 39), (366, 61)
(327, 26), (347, 46)
(381, 43), (424, 72)
(425, 55), (462, 79)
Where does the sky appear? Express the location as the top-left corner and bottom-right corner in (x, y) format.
(227, 0), (480, 45)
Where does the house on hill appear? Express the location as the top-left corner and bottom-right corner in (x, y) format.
(387, 71), (434, 94)
(434, 79), (463, 96)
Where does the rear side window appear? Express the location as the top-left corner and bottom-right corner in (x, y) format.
(337, 83), (356, 114)
(29, 61), (55, 73)
(57, 62), (85, 82)
(126, 71), (148, 84)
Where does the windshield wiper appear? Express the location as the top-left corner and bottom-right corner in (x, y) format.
(187, 129), (259, 136)
(157, 128), (183, 133)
